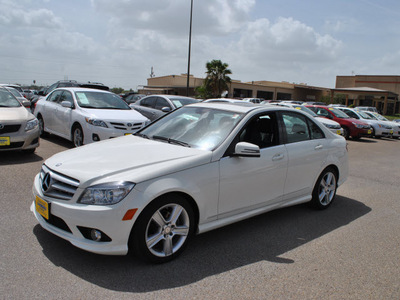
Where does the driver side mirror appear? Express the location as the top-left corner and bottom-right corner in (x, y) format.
(61, 101), (73, 109)
(161, 107), (171, 113)
(232, 142), (260, 157)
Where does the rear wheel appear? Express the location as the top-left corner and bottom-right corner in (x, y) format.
(310, 168), (337, 209)
(130, 194), (195, 263)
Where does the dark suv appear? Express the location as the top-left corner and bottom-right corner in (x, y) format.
(38, 80), (109, 97)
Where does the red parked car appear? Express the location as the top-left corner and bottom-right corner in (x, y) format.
(306, 105), (372, 140)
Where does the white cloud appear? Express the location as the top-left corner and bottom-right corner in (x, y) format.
(0, 0), (62, 29)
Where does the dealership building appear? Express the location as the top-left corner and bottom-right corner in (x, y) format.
(138, 74), (399, 114)
(139, 74), (330, 102)
(333, 75), (400, 115)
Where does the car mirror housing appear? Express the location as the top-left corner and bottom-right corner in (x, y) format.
(233, 142), (261, 157)
(161, 107), (171, 113)
(61, 101), (73, 108)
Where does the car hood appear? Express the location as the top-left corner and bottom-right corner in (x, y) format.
(44, 135), (212, 187)
(315, 117), (339, 126)
(0, 106), (35, 122)
(79, 108), (149, 122)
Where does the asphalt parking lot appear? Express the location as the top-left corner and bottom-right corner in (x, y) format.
(1, 135), (399, 299)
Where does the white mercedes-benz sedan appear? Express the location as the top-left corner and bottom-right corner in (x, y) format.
(31, 103), (348, 263)
(34, 87), (149, 147)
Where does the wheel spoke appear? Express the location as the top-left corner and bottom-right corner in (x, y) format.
(163, 235), (173, 256)
(169, 205), (183, 225)
(146, 232), (164, 249)
(173, 225), (189, 236)
(152, 210), (167, 227)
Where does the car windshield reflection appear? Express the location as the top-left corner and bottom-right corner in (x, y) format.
(139, 106), (244, 151)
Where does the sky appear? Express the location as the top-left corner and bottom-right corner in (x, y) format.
(1, 0), (399, 90)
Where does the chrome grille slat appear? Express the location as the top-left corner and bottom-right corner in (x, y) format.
(40, 165), (80, 200)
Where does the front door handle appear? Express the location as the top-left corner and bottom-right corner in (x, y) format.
(272, 153), (284, 161)
(315, 145), (323, 150)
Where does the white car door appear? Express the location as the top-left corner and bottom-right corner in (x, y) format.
(54, 90), (74, 138)
(280, 111), (329, 201)
(218, 113), (288, 217)
(41, 90), (63, 132)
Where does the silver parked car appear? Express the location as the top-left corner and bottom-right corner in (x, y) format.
(337, 107), (392, 138)
(0, 87), (40, 153)
(130, 95), (200, 121)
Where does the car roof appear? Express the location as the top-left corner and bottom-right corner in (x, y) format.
(188, 102), (294, 114)
(51, 87), (113, 93)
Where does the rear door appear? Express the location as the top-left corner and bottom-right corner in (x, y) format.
(279, 111), (329, 201)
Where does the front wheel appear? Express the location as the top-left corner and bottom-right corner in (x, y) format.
(72, 125), (84, 147)
(130, 195), (195, 263)
(342, 127), (350, 140)
(310, 168), (338, 209)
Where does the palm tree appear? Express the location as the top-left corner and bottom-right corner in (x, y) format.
(204, 60), (232, 98)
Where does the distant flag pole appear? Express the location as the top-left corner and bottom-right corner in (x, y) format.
(186, 0), (193, 96)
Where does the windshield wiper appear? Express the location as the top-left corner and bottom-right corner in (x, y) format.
(152, 135), (191, 147)
(134, 132), (150, 139)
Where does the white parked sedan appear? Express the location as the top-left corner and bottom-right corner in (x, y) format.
(31, 103), (348, 263)
(34, 88), (149, 147)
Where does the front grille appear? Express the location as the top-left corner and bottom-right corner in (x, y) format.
(0, 124), (21, 134)
(110, 122), (145, 131)
(40, 165), (80, 200)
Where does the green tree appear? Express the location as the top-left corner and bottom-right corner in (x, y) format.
(111, 87), (124, 94)
(204, 59), (232, 98)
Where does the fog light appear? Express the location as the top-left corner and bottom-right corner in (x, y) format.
(92, 134), (100, 142)
(91, 229), (102, 242)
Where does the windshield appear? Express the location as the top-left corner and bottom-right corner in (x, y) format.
(292, 105), (318, 117)
(75, 91), (131, 110)
(329, 107), (350, 118)
(372, 113), (388, 121)
(138, 106), (244, 151)
(0, 89), (21, 107)
(358, 111), (373, 119)
(6, 88), (23, 98)
(170, 98), (199, 108)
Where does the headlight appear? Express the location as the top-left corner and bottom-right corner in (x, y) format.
(78, 182), (135, 205)
(25, 118), (39, 131)
(85, 118), (108, 128)
(352, 122), (364, 129)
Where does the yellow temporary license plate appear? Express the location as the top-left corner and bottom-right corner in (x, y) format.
(368, 130), (372, 135)
(390, 130), (393, 134)
(336, 130), (342, 135)
(0, 136), (10, 146)
(124, 133), (132, 136)
(35, 196), (50, 220)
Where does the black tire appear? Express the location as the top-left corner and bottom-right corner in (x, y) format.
(72, 125), (84, 147)
(342, 126), (350, 140)
(130, 194), (195, 263)
(37, 115), (47, 137)
(310, 167), (338, 209)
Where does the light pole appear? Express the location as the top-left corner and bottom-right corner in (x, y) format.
(186, 0), (193, 96)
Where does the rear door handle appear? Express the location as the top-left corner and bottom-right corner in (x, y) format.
(315, 145), (323, 150)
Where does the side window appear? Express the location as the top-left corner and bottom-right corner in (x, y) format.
(239, 113), (277, 149)
(155, 98), (170, 110)
(345, 110), (359, 119)
(282, 112), (311, 143)
(59, 91), (74, 106)
(309, 120), (325, 140)
(47, 90), (63, 104)
(141, 97), (156, 108)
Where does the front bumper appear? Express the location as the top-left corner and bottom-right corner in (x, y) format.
(31, 174), (139, 255)
(0, 127), (39, 151)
